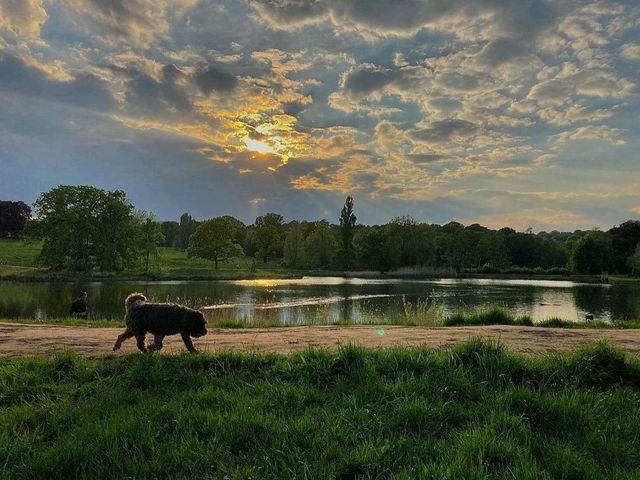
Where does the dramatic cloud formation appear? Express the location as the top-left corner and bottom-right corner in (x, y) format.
(1, 0), (639, 229)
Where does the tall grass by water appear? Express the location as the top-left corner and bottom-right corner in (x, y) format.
(4, 304), (640, 329)
(1, 340), (640, 479)
(402, 295), (444, 326)
(444, 307), (640, 329)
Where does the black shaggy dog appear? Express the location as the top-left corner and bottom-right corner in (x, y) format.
(112, 293), (208, 353)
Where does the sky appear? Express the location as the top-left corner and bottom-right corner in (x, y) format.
(0, 0), (639, 230)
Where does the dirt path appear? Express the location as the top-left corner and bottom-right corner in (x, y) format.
(1, 323), (640, 358)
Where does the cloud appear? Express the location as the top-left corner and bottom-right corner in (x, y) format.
(537, 103), (620, 126)
(127, 64), (191, 112)
(527, 67), (634, 107)
(341, 63), (400, 98)
(100, 58), (239, 114)
(0, 0), (48, 39)
(527, 78), (572, 106)
(571, 69), (635, 99)
(333, 61), (433, 107)
(405, 153), (448, 164)
(619, 43), (640, 60)
(551, 125), (626, 145)
(374, 120), (406, 151)
(0, 53), (115, 110)
(475, 38), (530, 67)
(251, 0), (555, 40)
(61, 0), (179, 47)
(193, 64), (238, 95)
(409, 119), (478, 144)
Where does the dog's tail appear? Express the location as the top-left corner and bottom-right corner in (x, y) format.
(125, 292), (147, 312)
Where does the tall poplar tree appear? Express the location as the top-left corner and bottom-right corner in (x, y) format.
(339, 196), (357, 269)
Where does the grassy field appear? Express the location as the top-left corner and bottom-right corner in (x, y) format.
(1, 340), (639, 479)
(0, 239), (45, 277)
(0, 239), (291, 280)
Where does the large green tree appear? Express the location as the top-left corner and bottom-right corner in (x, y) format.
(187, 217), (242, 270)
(628, 244), (640, 277)
(304, 221), (338, 269)
(384, 216), (435, 269)
(355, 227), (392, 273)
(220, 215), (248, 254)
(160, 221), (180, 247)
(34, 185), (138, 271)
(338, 196), (357, 269)
(253, 213), (284, 263)
(135, 213), (165, 272)
(178, 213), (199, 250)
(570, 231), (612, 274)
(608, 220), (640, 274)
(283, 221), (307, 268)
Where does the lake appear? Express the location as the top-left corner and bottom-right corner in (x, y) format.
(1, 277), (639, 324)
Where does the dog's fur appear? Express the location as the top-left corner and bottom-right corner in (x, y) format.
(112, 293), (208, 353)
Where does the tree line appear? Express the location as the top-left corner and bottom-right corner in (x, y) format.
(2, 186), (639, 275)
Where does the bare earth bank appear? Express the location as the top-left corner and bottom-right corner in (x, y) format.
(1, 323), (639, 357)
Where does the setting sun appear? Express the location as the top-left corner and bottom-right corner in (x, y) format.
(244, 137), (274, 154)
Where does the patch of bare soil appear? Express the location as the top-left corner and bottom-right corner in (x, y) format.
(1, 323), (640, 357)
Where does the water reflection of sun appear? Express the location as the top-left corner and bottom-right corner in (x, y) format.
(238, 279), (280, 289)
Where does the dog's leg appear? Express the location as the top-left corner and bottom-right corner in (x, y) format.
(112, 328), (133, 351)
(135, 333), (147, 353)
(148, 334), (164, 352)
(180, 332), (198, 353)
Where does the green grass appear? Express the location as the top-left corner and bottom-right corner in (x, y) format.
(0, 317), (124, 328)
(0, 240), (45, 277)
(0, 239), (42, 267)
(609, 275), (640, 285)
(444, 307), (640, 329)
(0, 240), (295, 280)
(1, 340), (640, 479)
(155, 247), (287, 276)
(446, 308), (535, 327)
(536, 318), (640, 329)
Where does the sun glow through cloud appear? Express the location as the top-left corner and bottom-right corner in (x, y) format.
(244, 137), (274, 154)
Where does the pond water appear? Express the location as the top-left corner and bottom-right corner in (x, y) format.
(1, 277), (639, 325)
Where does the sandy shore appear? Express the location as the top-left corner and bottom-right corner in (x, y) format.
(0, 322), (639, 357)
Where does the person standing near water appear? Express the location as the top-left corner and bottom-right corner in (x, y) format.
(69, 291), (89, 318)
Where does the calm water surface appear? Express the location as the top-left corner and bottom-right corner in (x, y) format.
(1, 277), (639, 324)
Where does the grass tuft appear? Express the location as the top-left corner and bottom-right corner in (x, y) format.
(401, 295), (444, 326)
(445, 307), (534, 327)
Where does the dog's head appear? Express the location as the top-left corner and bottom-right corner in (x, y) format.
(125, 292), (147, 312)
(189, 311), (208, 338)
